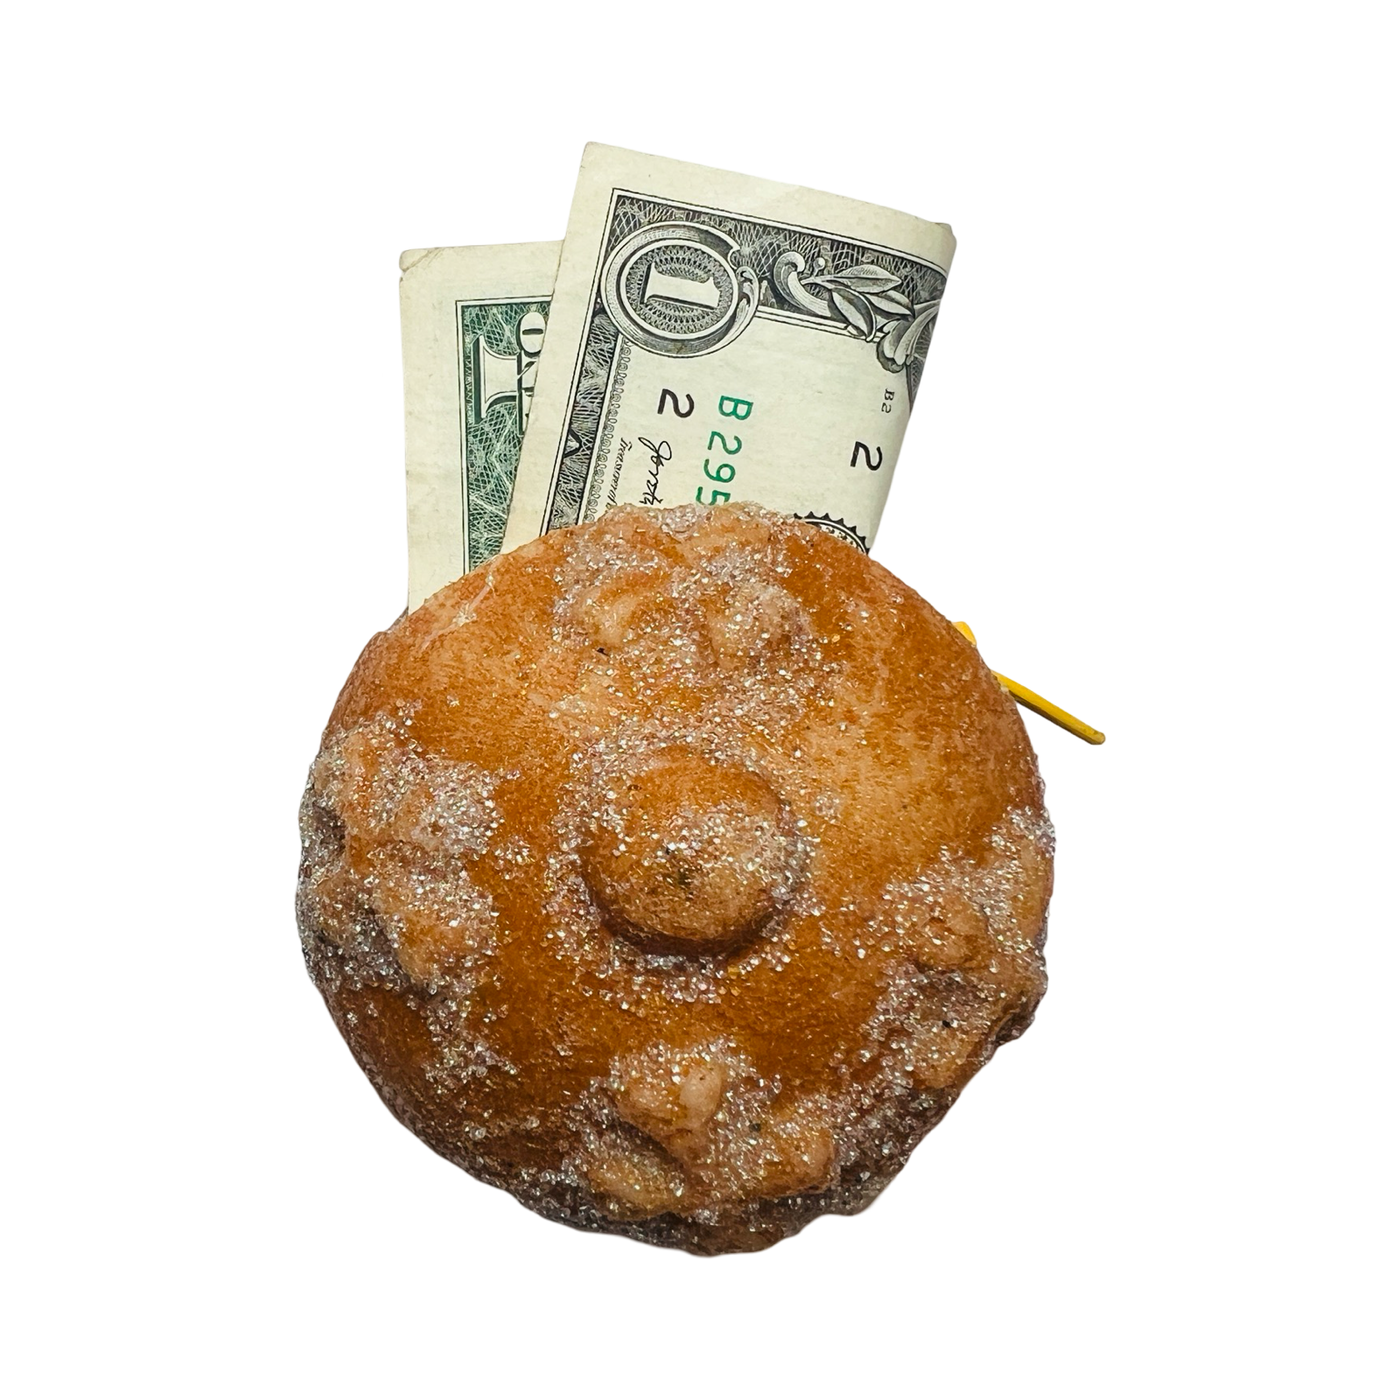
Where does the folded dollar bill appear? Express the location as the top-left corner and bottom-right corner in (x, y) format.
(400, 145), (954, 607)
(502, 144), (954, 557)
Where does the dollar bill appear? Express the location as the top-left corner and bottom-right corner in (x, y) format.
(500, 144), (954, 556)
(400, 241), (559, 608)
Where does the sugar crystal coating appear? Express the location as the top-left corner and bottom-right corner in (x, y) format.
(297, 503), (1053, 1253)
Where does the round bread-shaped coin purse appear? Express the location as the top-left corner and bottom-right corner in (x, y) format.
(297, 502), (1052, 1253)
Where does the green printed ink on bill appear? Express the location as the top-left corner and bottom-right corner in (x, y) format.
(400, 242), (559, 608)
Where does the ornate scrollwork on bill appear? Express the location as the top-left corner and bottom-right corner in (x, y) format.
(771, 251), (943, 376)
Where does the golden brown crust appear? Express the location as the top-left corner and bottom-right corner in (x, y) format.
(297, 503), (1052, 1253)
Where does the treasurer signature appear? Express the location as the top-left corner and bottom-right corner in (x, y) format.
(637, 436), (670, 505)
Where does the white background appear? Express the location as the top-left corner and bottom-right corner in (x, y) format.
(3, 3), (1394, 1396)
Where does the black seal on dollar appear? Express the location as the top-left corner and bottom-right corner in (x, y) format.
(797, 512), (870, 553)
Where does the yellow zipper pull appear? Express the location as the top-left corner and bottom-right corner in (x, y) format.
(953, 622), (1105, 746)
